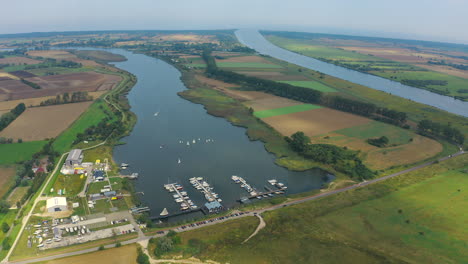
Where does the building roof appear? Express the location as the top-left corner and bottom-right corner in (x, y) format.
(66, 149), (82, 161)
(46, 197), (67, 208)
(204, 201), (222, 210)
(103, 191), (117, 197)
(93, 170), (105, 177)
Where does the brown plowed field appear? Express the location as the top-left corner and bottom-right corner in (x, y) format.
(27, 50), (100, 67)
(0, 72), (120, 101)
(0, 166), (15, 198)
(0, 57), (41, 65)
(262, 108), (370, 137)
(0, 102), (92, 141)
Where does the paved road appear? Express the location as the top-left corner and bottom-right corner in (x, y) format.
(9, 150), (465, 264)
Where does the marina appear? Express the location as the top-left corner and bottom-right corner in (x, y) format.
(164, 183), (198, 211)
(190, 177), (222, 203)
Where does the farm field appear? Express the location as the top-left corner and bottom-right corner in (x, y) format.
(0, 166), (16, 198)
(279, 80), (337, 92)
(253, 104), (321, 118)
(0, 71), (120, 101)
(27, 50), (101, 67)
(0, 56), (41, 65)
(264, 34), (468, 98)
(170, 155), (468, 264)
(41, 244), (138, 264)
(217, 62), (283, 68)
(0, 102), (93, 141)
(246, 92), (441, 169)
(0, 141), (47, 165)
(71, 50), (127, 62)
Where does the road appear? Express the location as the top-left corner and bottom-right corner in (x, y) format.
(8, 150), (465, 264)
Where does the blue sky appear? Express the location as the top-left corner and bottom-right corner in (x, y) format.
(2, 0), (468, 44)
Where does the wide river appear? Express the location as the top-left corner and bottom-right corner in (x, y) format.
(235, 29), (468, 117)
(75, 48), (331, 221)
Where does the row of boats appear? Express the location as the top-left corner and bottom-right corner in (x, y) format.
(179, 138), (215, 146)
(190, 177), (222, 203)
(232, 176), (287, 199)
(163, 183), (198, 213)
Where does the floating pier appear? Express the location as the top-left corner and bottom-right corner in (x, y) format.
(190, 177), (222, 203)
(130, 206), (150, 214)
(164, 183), (198, 211)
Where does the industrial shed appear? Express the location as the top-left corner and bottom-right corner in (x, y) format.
(46, 197), (68, 213)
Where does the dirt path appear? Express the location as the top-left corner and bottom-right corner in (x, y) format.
(242, 214), (266, 244)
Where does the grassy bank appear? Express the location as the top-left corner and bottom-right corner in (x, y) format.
(155, 154), (468, 264)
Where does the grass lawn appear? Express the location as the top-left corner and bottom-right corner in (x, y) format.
(279, 80), (337, 92)
(336, 121), (413, 145)
(7, 186), (30, 205)
(87, 181), (109, 195)
(217, 62), (283, 68)
(0, 141), (47, 165)
(169, 155), (468, 264)
(51, 174), (86, 197)
(253, 104), (321, 118)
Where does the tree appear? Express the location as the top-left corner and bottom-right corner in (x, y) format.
(2, 222), (10, 233)
(2, 237), (10, 250)
(285, 132), (310, 152)
(137, 248), (150, 264)
(0, 200), (10, 214)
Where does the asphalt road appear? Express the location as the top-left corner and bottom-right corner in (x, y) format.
(7, 150), (465, 264)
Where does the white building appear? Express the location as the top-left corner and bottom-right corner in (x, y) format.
(65, 149), (83, 167)
(46, 197), (68, 213)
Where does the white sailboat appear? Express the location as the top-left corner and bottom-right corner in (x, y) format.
(186, 141), (190, 146)
(178, 158), (181, 164)
(154, 112), (159, 116)
(160, 208), (169, 216)
(192, 139), (196, 144)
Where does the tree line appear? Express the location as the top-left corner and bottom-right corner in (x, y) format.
(39, 92), (93, 106)
(0, 103), (26, 132)
(417, 119), (464, 145)
(286, 132), (374, 180)
(202, 49), (407, 126)
(21, 78), (41, 89)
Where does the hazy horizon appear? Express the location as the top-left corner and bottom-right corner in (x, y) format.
(2, 0), (468, 45)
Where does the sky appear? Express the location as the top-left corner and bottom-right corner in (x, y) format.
(2, 0), (468, 44)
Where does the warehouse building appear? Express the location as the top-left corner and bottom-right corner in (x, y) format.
(65, 149), (83, 167)
(46, 197), (68, 213)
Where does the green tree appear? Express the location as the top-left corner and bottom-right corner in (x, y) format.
(2, 222), (10, 233)
(285, 131), (310, 152)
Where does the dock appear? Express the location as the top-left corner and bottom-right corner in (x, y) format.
(189, 177), (222, 203)
(164, 183), (198, 211)
(149, 207), (202, 221)
(130, 206), (150, 214)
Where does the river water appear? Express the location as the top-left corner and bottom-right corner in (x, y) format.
(72, 48), (332, 220)
(235, 29), (468, 117)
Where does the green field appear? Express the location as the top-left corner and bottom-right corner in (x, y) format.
(168, 155), (468, 263)
(266, 35), (468, 97)
(217, 62), (283, 69)
(336, 121), (413, 145)
(0, 141), (47, 165)
(279, 80), (337, 92)
(253, 104), (321, 118)
(52, 100), (111, 153)
(51, 174), (86, 197)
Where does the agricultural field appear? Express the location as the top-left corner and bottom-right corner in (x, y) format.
(0, 166), (16, 198)
(0, 56), (41, 65)
(168, 155), (468, 264)
(71, 50), (127, 63)
(245, 91), (441, 170)
(264, 33), (468, 98)
(279, 80), (337, 92)
(27, 50), (101, 67)
(41, 244), (138, 264)
(0, 141), (47, 165)
(0, 71), (120, 101)
(0, 102), (93, 141)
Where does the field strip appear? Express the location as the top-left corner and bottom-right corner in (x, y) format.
(253, 104), (321, 118)
(278, 80), (337, 92)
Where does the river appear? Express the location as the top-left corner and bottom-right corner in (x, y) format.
(73, 48), (332, 221)
(235, 29), (468, 117)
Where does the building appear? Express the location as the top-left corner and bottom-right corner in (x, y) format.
(103, 191), (116, 198)
(46, 197), (68, 213)
(202, 201), (224, 214)
(65, 149), (83, 167)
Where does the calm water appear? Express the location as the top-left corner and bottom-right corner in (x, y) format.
(73, 48), (332, 219)
(235, 29), (468, 117)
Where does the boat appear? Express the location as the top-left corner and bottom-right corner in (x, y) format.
(192, 139), (196, 144)
(178, 158), (181, 164)
(180, 191), (187, 196)
(172, 194), (179, 198)
(154, 112), (159, 116)
(186, 141), (190, 146)
(268, 179), (277, 185)
(231, 175), (240, 182)
(37, 244), (44, 248)
(175, 198), (184, 203)
(46, 239), (52, 244)
(197, 177), (203, 180)
(121, 163), (129, 167)
(33, 224), (41, 228)
(191, 205), (198, 209)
